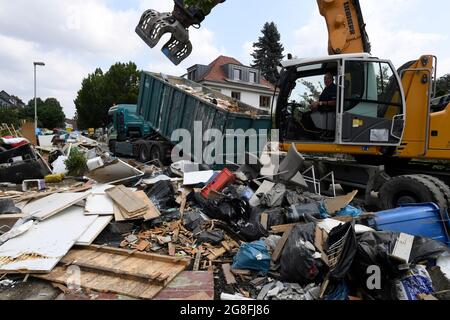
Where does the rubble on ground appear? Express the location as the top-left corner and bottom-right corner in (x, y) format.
(0, 133), (449, 301)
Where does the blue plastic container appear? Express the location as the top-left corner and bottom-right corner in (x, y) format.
(370, 203), (450, 245)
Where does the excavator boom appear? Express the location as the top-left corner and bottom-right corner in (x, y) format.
(317, 0), (371, 55)
(136, 0), (370, 65)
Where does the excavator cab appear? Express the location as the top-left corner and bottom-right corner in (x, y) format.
(277, 53), (406, 148)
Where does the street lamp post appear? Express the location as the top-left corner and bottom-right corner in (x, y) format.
(33, 62), (45, 132)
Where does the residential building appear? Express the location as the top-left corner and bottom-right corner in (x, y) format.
(0, 91), (26, 108)
(187, 56), (278, 111)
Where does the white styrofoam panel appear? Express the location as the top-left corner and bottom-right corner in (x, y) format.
(0, 207), (97, 273)
(23, 192), (89, 221)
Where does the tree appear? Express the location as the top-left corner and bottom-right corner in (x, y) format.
(436, 74), (450, 97)
(300, 80), (322, 104)
(251, 22), (285, 85)
(75, 62), (140, 130)
(20, 97), (66, 129)
(74, 68), (105, 130)
(0, 107), (20, 127)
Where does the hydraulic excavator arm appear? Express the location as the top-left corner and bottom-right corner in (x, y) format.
(136, 0), (371, 65)
(317, 0), (371, 55)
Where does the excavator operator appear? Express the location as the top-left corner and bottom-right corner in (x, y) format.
(311, 72), (337, 112)
(304, 72), (338, 139)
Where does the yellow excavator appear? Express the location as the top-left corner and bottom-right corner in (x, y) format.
(136, 0), (450, 210)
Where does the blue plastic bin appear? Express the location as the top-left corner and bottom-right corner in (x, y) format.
(370, 203), (450, 245)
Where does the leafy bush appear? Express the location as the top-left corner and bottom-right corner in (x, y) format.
(65, 147), (87, 176)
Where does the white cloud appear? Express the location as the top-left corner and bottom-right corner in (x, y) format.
(240, 41), (255, 65)
(289, 0), (449, 76)
(0, 0), (224, 118)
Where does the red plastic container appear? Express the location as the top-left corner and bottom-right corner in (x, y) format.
(201, 168), (236, 199)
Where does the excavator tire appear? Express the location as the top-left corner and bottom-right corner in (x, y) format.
(417, 175), (450, 209)
(378, 175), (447, 210)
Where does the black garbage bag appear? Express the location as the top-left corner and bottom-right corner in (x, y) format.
(183, 211), (205, 233)
(326, 222), (357, 281)
(351, 231), (450, 300)
(235, 207), (287, 242)
(280, 223), (327, 285)
(193, 193), (250, 223)
(236, 219), (269, 242)
(266, 208), (287, 228)
(145, 180), (176, 210)
(196, 230), (224, 245)
(286, 203), (321, 223)
(146, 209), (181, 226)
(410, 236), (450, 263)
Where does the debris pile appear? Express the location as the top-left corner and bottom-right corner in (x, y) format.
(0, 136), (449, 301)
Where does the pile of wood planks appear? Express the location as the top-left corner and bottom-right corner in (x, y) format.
(106, 185), (161, 222)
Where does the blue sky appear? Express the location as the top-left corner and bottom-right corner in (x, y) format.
(0, 0), (449, 118)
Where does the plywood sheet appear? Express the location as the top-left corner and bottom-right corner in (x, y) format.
(76, 216), (113, 246)
(112, 191), (159, 222)
(106, 186), (147, 215)
(34, 245), (190, 300)
(0, 207), (96, 273)
(23, 192), (89, 221)
(21, 122), (37, 146)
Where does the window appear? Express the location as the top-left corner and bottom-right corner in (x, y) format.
(260, 96), (271, 108)
(188, 70), (197, 81)
(344, 61), (403, 119)
(234, 69), (242, 81)
(249, 71), (257, 83)
(231, 92), (241, 101)
(277, 61), (339, 142)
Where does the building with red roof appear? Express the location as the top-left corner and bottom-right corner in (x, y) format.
(187, 56), (278, 111)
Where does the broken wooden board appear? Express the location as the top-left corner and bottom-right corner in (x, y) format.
(260, 213), (269, 230)
(0, 207), (97, 274)
(76, 216), (113, 246)
(324, 190), (358, 215)
(272, 225), (294, 263)
(23, 192), (89, 221)
(167, 243), (176, 256)
(271, 223), (300, 234)
(207, 247), (227, 261)
(136, 191), (161, 221)
(153, 271), (214, 301)
(112, 191), (160, 222)
(34, 245), (190, 300)
(106, 186), (148, 216)
(222, 264), (237, 285)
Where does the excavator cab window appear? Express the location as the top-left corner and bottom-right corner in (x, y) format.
(340, 59), (405, 145)
(277, 61), (339, 143)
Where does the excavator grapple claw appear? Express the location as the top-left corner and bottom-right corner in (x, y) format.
(136, 9), (192, 65)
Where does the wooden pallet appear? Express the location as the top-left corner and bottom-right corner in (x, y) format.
(34, 245), (190, 300)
